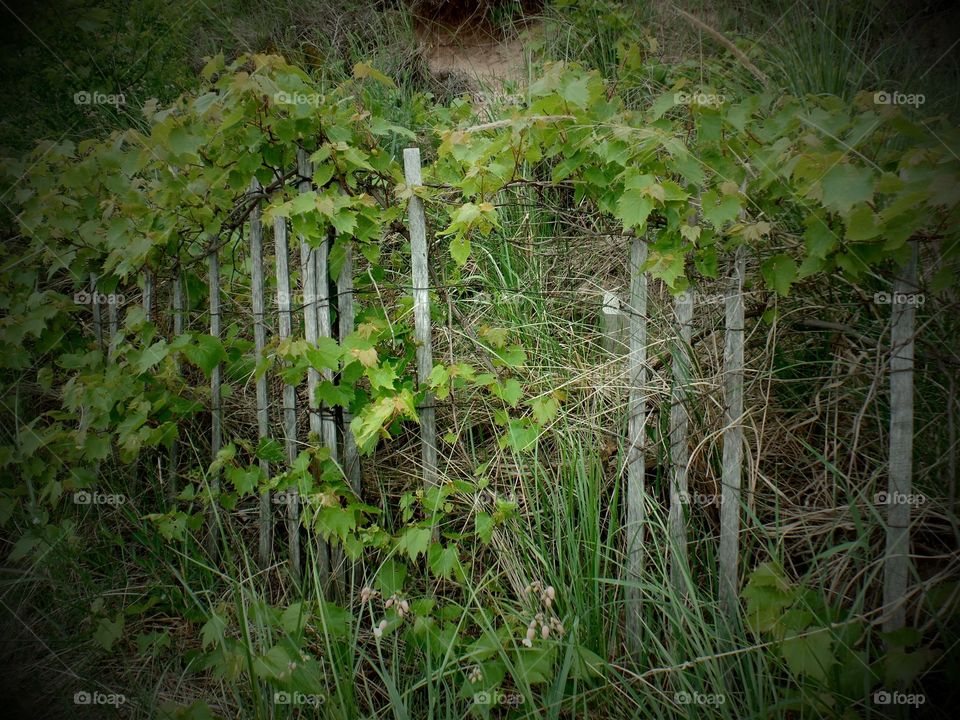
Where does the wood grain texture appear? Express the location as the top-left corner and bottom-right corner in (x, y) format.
(883, 243), (917, 634)
(719, 243), (745, 617)
(249, 179), (273, 567)
(625, 236), (648, 654)
(669, 290), (693, 595)
(403, 148), (438, 496)
(274, 213), (301, 578)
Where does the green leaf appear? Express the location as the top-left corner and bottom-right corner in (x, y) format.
(93, 614), (124, 652)
(133, 340), (169, 374)
(315, 506), (356, 543)
(761, 254), (798, 296)
(184, 335), (227, 376)
(780, 631), (835, 680)
(200, 612), (227, 649)
(255, 437), (284, 464)
(529, 396), (559, 424)
(375, 558), (407, 597)
(614, 190), (654, 229)
(397, 526), (432, 562)
(450, 233), (471, 266)
(821, 164), (874, 215)
(428, 542), (464, 581)
(492, 378), (523, 408)
(804, 218), (837, 258)
(305, 337), (342, 370)
(475, 512), (494, 544)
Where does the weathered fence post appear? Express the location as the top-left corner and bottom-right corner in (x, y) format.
(206, 243), (222, 559)
(719, 243), (745, 617)
(274, 212), (300, 579)
(297, 148), (331, 587)
(90, 273), (103, 352)
(601, 290), (628, 356)
(337, 242), (362, 496)
(625, 236), (648, 654)
(168, 268), (185, 503)
(143, 269), (154, 317)
(669, 289), (694, 595)
(249, 179), (273, 568)
(883, 242), (918, 634)
(402, 148), (438, 509)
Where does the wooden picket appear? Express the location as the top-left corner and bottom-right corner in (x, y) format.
(297, 148), (331, 587)
(719, 243), (745, 617)
(207, 244), (222, 558)
(274, 212), (300, 578)
(625, 236), (648, 654)
(883, 243), (918, 634)
(402, 148), (438, 502)
(668, 290), (693, 595)
(248, 179), (273, 568)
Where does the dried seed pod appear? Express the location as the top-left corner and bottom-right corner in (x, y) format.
(522, 637), (533, 648)
(385, 597), (394, 609)
(546, 586), (556, 600)
(541, 625), (550, 639)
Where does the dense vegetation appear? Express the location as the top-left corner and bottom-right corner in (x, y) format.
(1, 1), (958, 718)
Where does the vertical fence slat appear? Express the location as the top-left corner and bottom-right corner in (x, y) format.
(337, 242), (362, 495)
(91, 273), (103, 351)
(249, 179), (273, 567)
(883, 243), (918, 634)
(207, 245), (222, 558)
(168, 268), (185, 503)
(669, 290), (693, 595)
(403, 147), (438, 502)
(297, 148), (331, 586)
(719, 243), (745, 617)
(625, 236), (648, 654)
(143, 269), (154, 317)
(275, 213), (300, 578)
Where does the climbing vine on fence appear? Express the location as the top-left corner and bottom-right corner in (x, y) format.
(1, 51), (959, 648)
